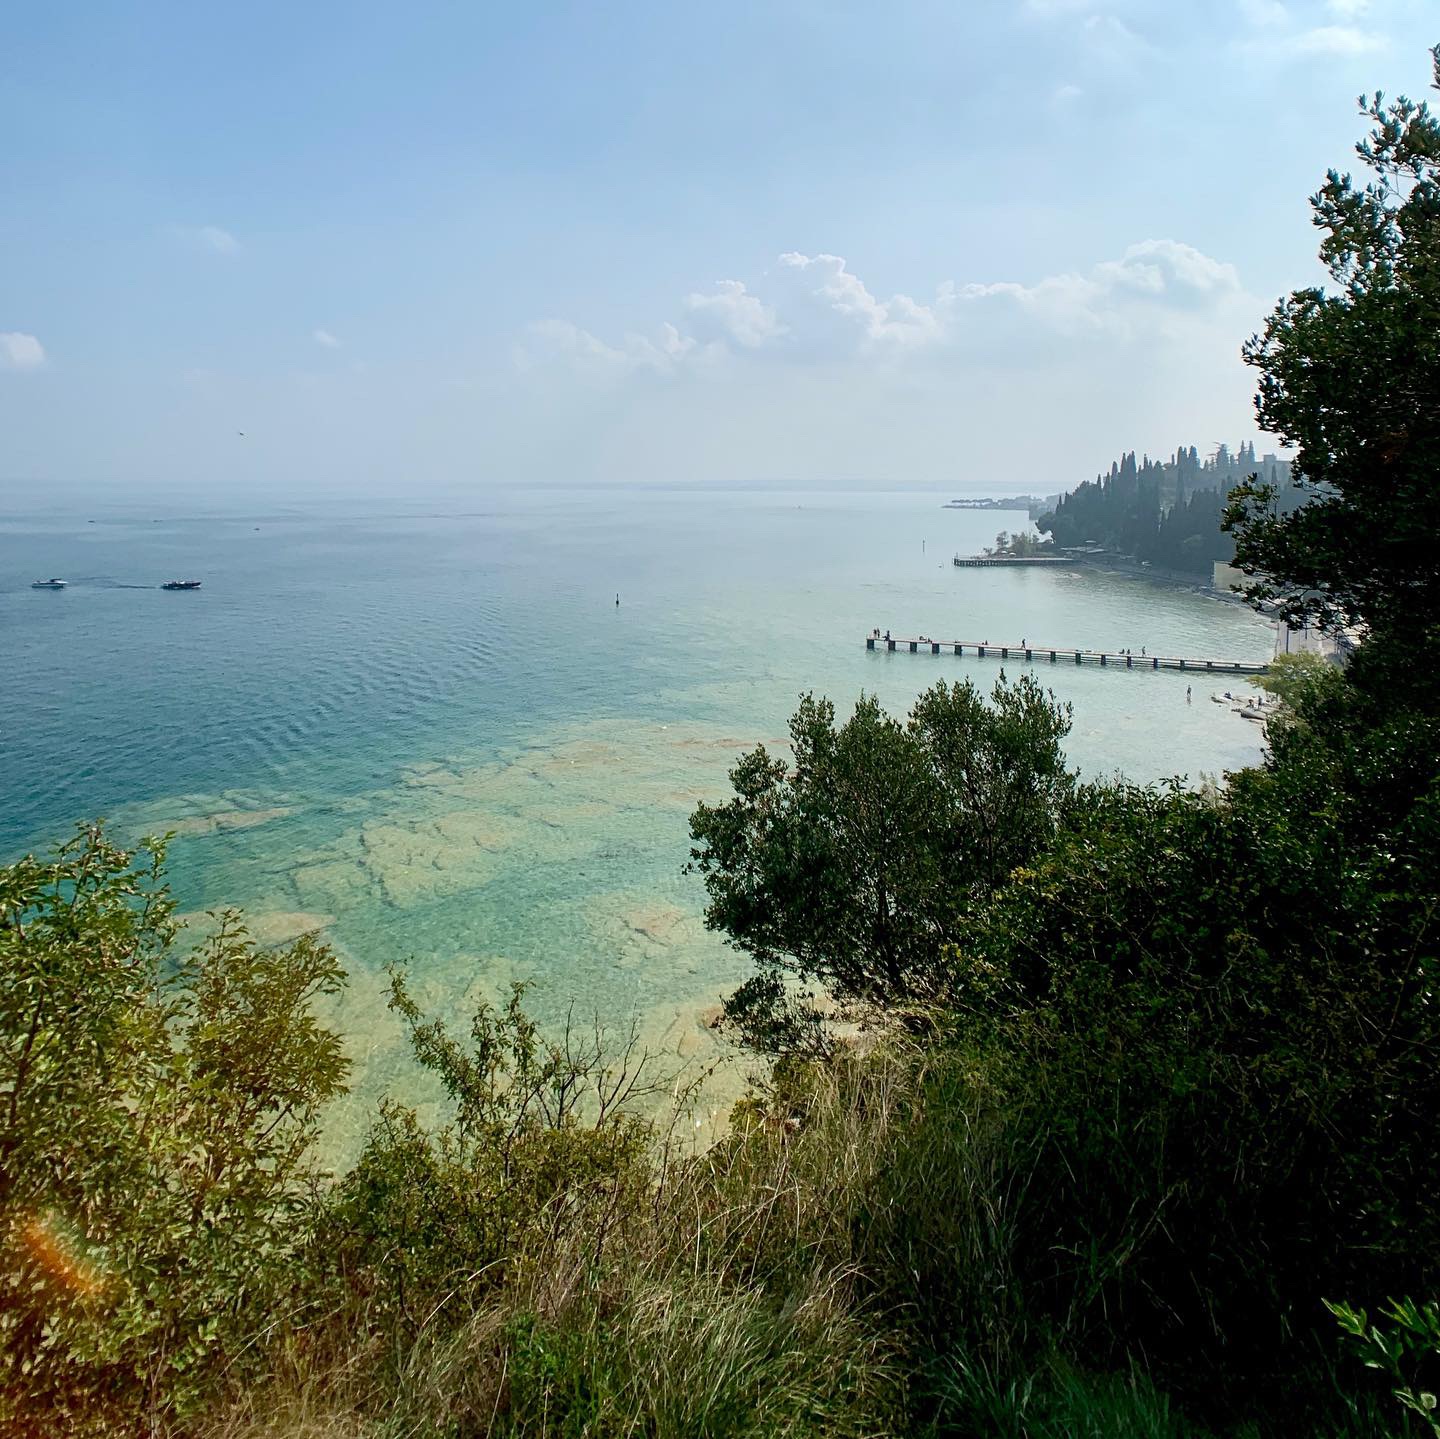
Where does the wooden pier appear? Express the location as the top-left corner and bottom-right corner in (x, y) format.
(952, 555), (1070, 567)
(865, 635), (1269, 676)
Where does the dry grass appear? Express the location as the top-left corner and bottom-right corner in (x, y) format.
(188, 1036), (1404, 1439)
(196, 1040), (945, 1438)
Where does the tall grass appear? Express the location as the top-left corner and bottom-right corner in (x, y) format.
(196, 1034), (1410, 1439)
(200, 1042), (927, 1437)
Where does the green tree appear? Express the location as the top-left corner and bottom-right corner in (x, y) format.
(687, 676), (1073, 1048)
(0, 825), (348, 1434)
(1249, 648), (1338, 717)
(1226, 45), (1440, 640)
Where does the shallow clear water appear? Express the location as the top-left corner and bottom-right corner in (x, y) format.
(0, 488), (1270, 1139)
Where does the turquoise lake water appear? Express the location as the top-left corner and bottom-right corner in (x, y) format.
(1, 488), (1271, 1140)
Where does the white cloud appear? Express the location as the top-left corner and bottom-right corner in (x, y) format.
(1082, 13), (1137, 41)
(1238, 0), (1288, 26)
(313, 328), (342, 348)
(172, 225), (240, 255)
(523, 238), (1247, 378)
(1079, 13), (1154, 65)
(947, 271), (1112, 336)
(200, 226), (240, 254)
(1287, 23), (1384, 55)
(1237, 11), (1386, 60)
(1095, 239), (1241, 297)
(778, 253), (942, 349)
(1017, 6), (1153, 75)
(946, 241), (1242, 356)
(0, 332), (46, 370)
(684, 280), (784, 348)
(1052, 82), (1084, 104)
(517, 318), (694, 377)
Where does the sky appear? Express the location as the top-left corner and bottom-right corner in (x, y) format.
(1, 1), (1436, 501)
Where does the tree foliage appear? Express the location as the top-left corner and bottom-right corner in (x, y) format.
(1331, 1297), (1440, 1436)
(0, 826), (348, 1434)
(686, 675), (1073, 1048)
(690, 637), (1440, 1417)
(1038, 442), (1298, 574)
(984, 529), (1052, 558)
(1226, 46), (1440, 637)
(949, 701), (1440, 1399)
(1248, 648), (1335, 706)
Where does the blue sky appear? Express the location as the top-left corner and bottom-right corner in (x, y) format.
(2, 1), (1436, 499)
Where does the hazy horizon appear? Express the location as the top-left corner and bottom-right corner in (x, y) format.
(3, 2), (1436, 501)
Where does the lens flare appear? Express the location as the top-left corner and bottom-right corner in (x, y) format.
(15, 1212), (106, 1299)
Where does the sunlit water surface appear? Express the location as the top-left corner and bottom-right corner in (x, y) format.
(1, 489), (1270, 1145)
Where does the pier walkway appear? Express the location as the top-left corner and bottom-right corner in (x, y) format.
(952, 555), (1070, 567)
(866, 635), (1268, 676)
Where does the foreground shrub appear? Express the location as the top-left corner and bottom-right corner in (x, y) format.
(317, 973), (663, 1339)
(929, 1358), (1206, 1439)
(1, 825), (1414, 1437)
(0, 825), (348, 1435)
(1331, 1298), (1440, 1437)
(423, 1274), (901, 1439)
(943, 711), (1440, 1414)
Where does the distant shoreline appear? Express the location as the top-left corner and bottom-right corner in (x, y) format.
(942, 495), (1053, 515)
(950, 540), (1252, 607)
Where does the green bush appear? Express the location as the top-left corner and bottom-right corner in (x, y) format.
(1331, 1298), (1440, 1436)
(928, 1359), (1210, 1439)
(319, 975), (660, 1338)
(4, 825), (1419, 1437)
(942, 740), (1440, 1410)
(214, 1017), (917, 1438)
(0, 825), (348, 1435)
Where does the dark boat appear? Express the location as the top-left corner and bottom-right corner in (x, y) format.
(161, 579), (202, 590)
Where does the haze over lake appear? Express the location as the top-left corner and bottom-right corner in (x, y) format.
(1, 486), (1270, 1132)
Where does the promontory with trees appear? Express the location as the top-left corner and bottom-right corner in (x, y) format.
(978, 442), (1301, 571)
(1035, 441), (1301, 573)
(3, 46), (1439, 1439)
